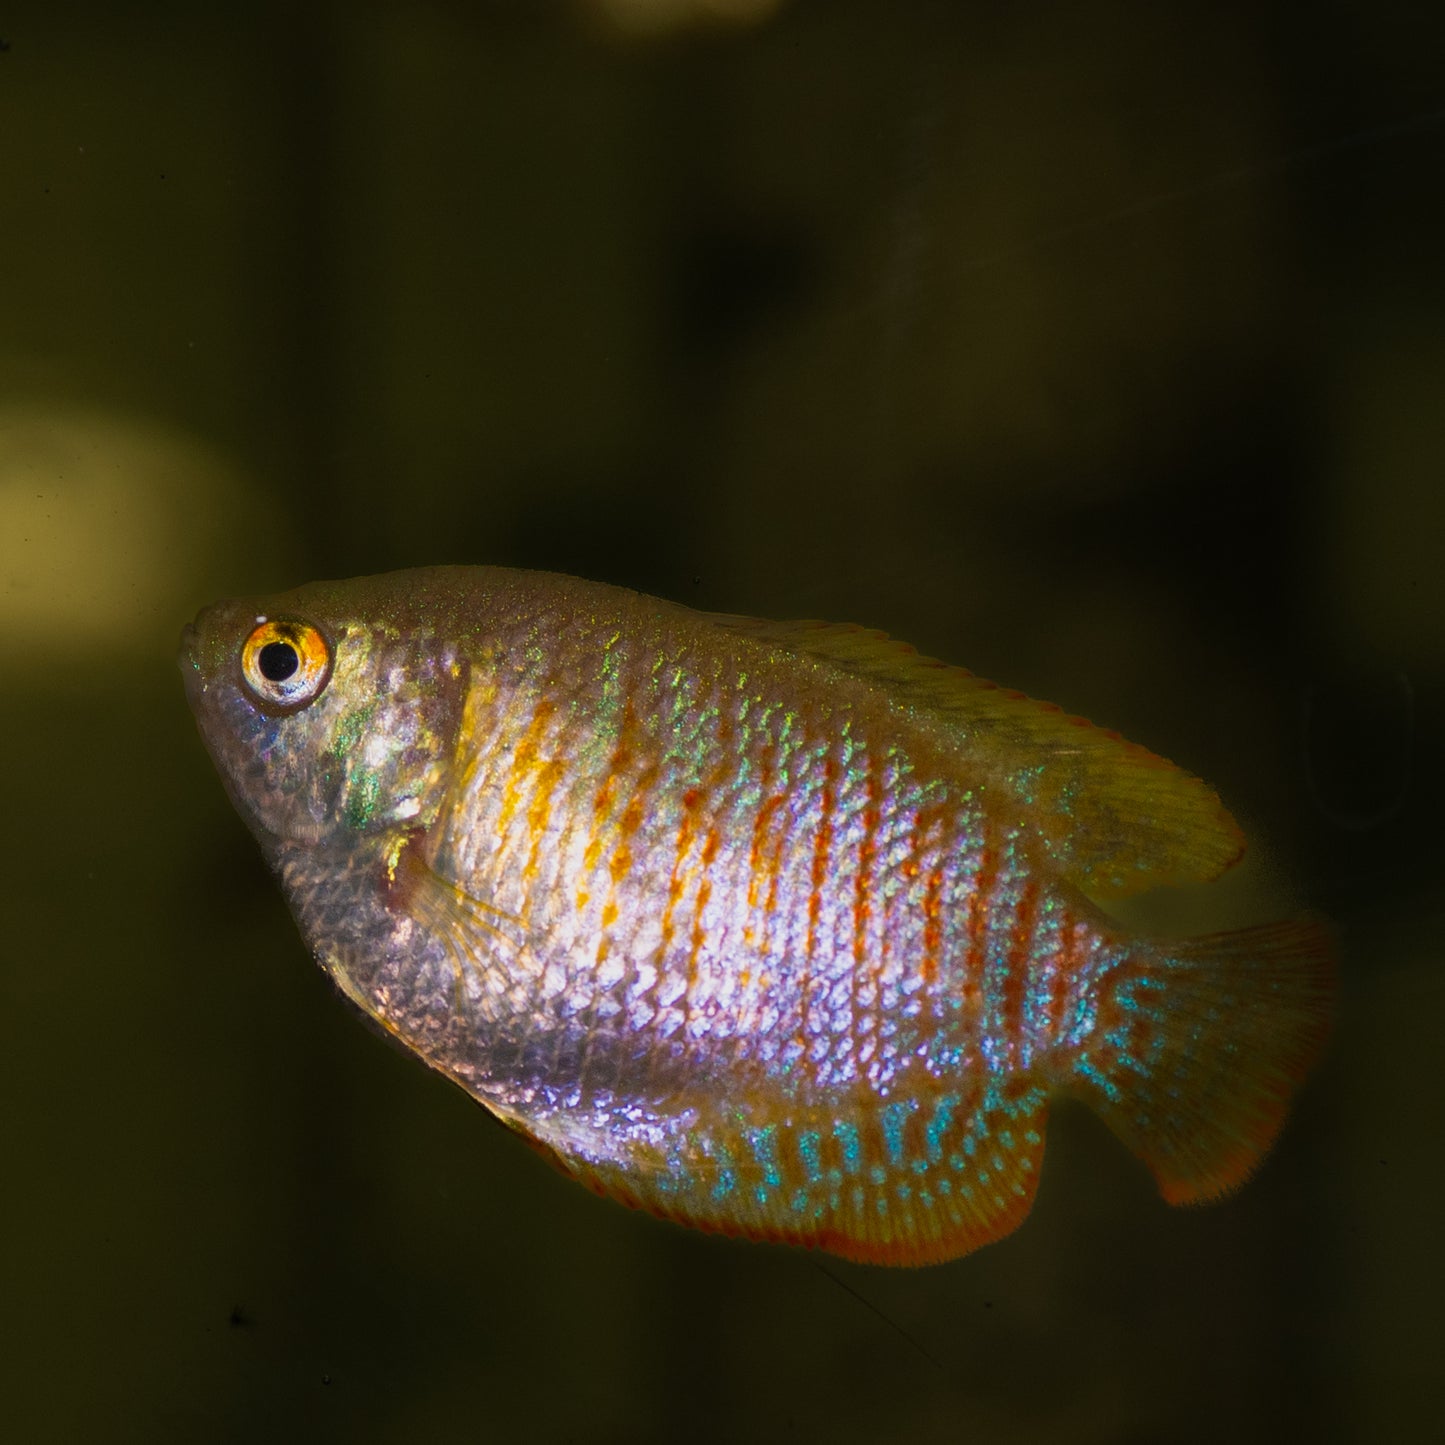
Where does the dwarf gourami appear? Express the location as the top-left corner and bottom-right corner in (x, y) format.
(180, 566), (1332, 1266)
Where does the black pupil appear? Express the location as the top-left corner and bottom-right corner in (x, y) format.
(258, 639), (301, 683)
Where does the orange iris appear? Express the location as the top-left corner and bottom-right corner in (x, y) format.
(240, 619), (331, 709)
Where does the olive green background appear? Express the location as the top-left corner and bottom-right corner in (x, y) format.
(2, 3), (1440, 1441)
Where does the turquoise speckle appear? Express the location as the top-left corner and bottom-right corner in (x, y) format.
(925, 1094), (958, 1161)
(745, 1125), (782, 1188)
(881, 1099), (915, 1166)
(798, 1130), (822, 1183)
(1076, 1057), (1121, 1103)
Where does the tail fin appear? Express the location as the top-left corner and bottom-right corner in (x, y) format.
(1069, 920), (1335, 1204)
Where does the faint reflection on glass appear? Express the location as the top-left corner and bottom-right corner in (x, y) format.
(0, 402), (271, 669)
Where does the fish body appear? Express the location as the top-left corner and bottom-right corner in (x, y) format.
(181, 567), (1332, 1265)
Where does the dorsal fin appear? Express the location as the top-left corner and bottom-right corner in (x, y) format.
(708, 615), (1244, 899)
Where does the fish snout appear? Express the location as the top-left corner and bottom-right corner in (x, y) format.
(178, 600), (234, 686)
(179, 599), (240, 674)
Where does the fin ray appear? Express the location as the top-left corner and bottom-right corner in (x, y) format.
(709, 614), (1244, 898)
(385, 834), (527, 989)
(1066, 918), (1335, 1202)
(527, 1075), (1050, 1267)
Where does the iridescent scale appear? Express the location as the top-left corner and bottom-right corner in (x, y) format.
(416, 608), (1127, 1261)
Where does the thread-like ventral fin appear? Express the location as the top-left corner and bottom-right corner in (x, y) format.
(384, 830), (527, 986)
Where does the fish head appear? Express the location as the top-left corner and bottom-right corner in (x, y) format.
(179, 573), (473, 864)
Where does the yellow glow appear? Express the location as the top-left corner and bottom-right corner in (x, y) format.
(0, 402), (263, 666)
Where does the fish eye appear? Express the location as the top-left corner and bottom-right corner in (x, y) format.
(240, 619), (331, 709)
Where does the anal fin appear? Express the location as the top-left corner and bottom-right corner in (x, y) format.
(547, 1074), (1052, 1267)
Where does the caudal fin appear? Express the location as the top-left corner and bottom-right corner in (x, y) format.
(1069, 920), (1335, 1204)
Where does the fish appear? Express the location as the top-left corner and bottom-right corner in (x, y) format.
(180, 566), (1333, 1266)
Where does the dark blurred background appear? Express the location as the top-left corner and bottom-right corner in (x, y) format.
(2, 1), (1440, 1440)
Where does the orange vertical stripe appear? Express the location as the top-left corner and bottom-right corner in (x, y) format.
(688, 824), (720, 989)
(909, 804), (946, 987)
(1048, 905), (1078, 1044)
(966, 818), (996, 982)
(850, 754), (880, 1071)
(496, 696), (557, 837)
(659, 787), (702, 962)
(806, 754), (838, 960)
(1002, 879), (1039, 1063)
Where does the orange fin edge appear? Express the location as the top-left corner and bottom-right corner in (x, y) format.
(514, 1077), (1052, 1267)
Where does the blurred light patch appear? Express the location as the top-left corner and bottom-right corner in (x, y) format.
(592, 0), (783, 37)
(0, 403), (264, 670)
